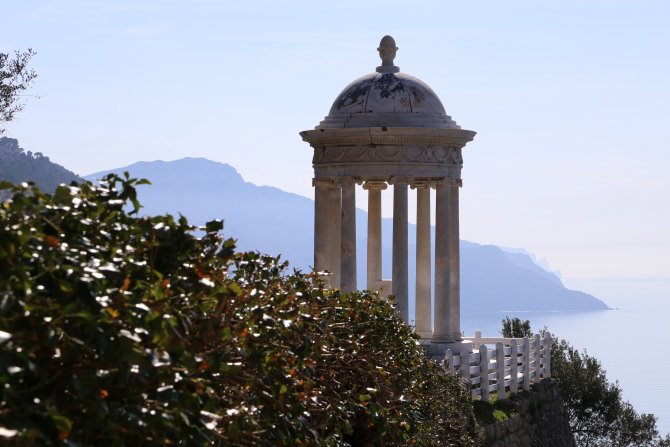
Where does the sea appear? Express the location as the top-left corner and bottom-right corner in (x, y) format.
(461, 277), (670, 436)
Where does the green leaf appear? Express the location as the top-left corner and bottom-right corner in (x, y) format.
(222, 327), (232, 341)
(205, 220), (223, 233)
(52, 185), (71, 204)
(228, 422), (241, 440)
(48, 406), (72, 435)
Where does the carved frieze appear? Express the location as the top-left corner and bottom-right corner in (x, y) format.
(312, 145), (463, 166)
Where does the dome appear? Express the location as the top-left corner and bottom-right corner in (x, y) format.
(315, 36), (461, 130)
(330, 72), (447, 115)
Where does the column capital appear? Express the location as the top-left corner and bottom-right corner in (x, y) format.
(335, 176), (360, 186)
(387, 176), (411, 186)
(362, 180), (388, 191)
(410, 178), (431, 189)
(432, 178), (462, 188)
(312, 178), (334, 187)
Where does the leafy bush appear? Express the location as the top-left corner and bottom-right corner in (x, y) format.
(472, 398), (516, 426)
(0, 176), (474, 446)
(500, 316), (532, 339)
(501, 318), (670, 447)
(551, 337), (670, 447)
(0, 49), (37, 134)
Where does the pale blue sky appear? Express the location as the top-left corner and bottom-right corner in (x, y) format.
(3, 0), (669, 283)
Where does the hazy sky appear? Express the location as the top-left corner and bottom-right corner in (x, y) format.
(3, 0), (669, 283)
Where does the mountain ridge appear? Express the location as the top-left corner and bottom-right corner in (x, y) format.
(0, 137), (83, 193)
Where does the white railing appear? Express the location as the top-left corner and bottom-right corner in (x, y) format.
(443, 332), (552, 401)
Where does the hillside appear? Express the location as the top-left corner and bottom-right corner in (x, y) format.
(86, 157), (609, 316)
(0, 137), (83, 194)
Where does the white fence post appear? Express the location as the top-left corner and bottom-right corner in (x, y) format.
(473, 331), (482, 349)
(460, 344), (472, 381)
(510, 339), (518, 394)
(533, 334), (542, 383)
(543, 332), (552, 379)
(523, 337), (530, 391)
(457, 332), (551, 400)
(444, 348), (454, 372)
(496, 341), (505, 397)
(479, 344), (489, 402)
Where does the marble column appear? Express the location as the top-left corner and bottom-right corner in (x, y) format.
(313, 178), (331, 272)
(448, 180), (462, 340)
(414, 182), (432, 338)
(392, 180), (408, 322)
(340, 179), (357, 293)
(433, 179), (452, 342)
(364, 181), (386, 291)
(328, 185), (341, 289)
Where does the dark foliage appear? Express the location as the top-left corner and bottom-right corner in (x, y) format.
(0, 175), (474, 446)
(501, 319), (670, 446)
(500, 316), (532, 339)
(0, 138), (83, 199)
(0, 49), (37, 134)
(550, 338), (670, 447)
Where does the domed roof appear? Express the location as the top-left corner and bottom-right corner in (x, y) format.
(329, 72), (446, 115)
(316, 36), (461, 130)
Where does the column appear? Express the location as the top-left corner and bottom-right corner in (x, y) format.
(364, 181), (386, 291)
(433, 178), (462, 343)
(448, 180), (462, 339)
(340, 179), (357, 293)
(414, 182), (431, 338)
(433, 179), (452, 342)
(392, 180), (408, 322)
(313, 178), (331, 272)
(328, 185), (341, 289)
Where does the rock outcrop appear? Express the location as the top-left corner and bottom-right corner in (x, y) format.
(482, 380), (575, 447)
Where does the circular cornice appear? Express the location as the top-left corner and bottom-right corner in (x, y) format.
(301, 127), (476, 148)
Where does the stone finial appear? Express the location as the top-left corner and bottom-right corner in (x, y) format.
(376, 35), (399, 73)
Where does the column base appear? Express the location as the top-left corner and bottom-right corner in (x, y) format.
(431, 332), (463, 344)
(421, 339), (473, 357)
(416, 331), (433, 340)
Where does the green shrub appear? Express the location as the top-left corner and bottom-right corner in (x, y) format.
(500, 318), (670, 447)
(500, 316), (532, 339)
(0, 176), (474, 446)
(472, 398), (516, 426)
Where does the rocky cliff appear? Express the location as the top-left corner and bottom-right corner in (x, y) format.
(480, 380), (575, 447)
